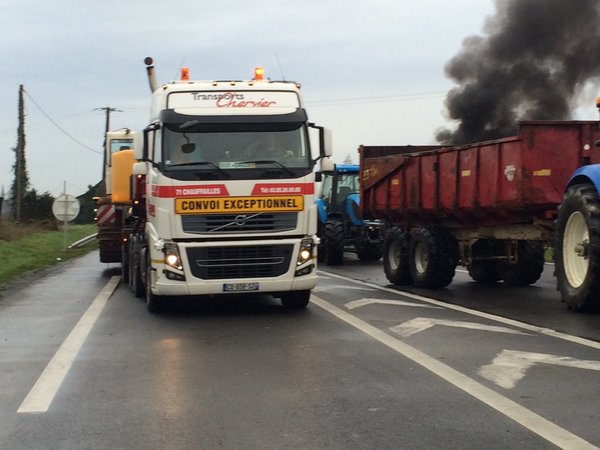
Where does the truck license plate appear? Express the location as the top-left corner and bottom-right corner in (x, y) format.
(223, 282), (259, 292)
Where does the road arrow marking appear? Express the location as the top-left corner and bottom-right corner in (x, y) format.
(480, 349), (600, 389)
(390, 318), (529, 338)
(345, 298), (442, 310)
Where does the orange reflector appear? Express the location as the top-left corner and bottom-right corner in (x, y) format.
(181, 67), (190, 81)
(596, 97), (600, 107)
(254, 67), (264, 80)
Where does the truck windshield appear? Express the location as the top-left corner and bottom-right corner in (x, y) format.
(162, 122), (311, 172)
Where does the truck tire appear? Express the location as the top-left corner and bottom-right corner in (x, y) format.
(409, 227), (458, 288)
(281, 290), (311, 309)
(325, 219), (345, 266)
(145, 264), (164, 313)
(500, 241), (544, 287)
(383, 227), (413, 285)
(555, 184), (600, 312)
(130, 238), (144, 298)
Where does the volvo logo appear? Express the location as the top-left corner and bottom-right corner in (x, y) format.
(234, 214), (248, 226)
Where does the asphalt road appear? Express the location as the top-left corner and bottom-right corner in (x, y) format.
(1, 251), (600, 449)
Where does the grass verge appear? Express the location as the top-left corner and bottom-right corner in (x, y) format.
(0, 223), (98, 287)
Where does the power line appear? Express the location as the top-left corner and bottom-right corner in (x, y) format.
(306, 91), (446, 107)
(22, 89), (102, 155)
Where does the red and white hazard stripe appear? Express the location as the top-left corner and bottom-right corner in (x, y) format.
(96, 205), (116, 225)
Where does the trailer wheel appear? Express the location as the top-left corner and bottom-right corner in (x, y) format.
(409, 227), (458, 288)
(467, 239), (502, 283)
(281, 290), (311, 309)
(500, 241), (545, 287)
(145, 264), (164, 313)
(383, 227), (413, 285)
(468, 262), (501, 284)
(555, 184), (600, 312)
(325, 219), (345, 266)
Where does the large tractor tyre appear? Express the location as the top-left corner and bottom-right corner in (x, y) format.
(317, 222), (327, 263)
(467, 261), (501, 284)
(500, 241), (545, 287)
(383, 227), (413, 285)
(554, 184), (600, 312)
(281, 290), (311, 309)
(408, 227), (458, 289)
(325, 219), (345, 266)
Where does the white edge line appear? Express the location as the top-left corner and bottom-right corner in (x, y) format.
(17, 276), (121, 414)
(319, 269), (600, 351)
(311, 294), (599, 450)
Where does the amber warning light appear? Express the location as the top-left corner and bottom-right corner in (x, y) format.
(254, 67), (265, 80)
(181, 67), (190, 81)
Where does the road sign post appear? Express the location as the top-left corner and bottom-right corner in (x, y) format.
(52, 190), (80, 251)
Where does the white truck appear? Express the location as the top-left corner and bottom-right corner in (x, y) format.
(121, 58), (331, 312)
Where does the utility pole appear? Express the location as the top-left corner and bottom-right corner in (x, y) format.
(95, 107), (121, 193)
(15, 84), (26, 223)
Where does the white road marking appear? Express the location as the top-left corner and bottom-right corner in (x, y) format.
(480, 349), (600, 389)
(319, 269), (600, 351)
(391, 317), (529, 338)
(345, 298), (442, 310)
(313, 284), (374, 293)
(311, 294), (599, 450)
(17, 276), (120, 414)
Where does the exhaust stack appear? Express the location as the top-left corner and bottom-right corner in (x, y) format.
(144, 57), (157, 93)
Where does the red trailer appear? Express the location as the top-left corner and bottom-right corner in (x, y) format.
(360, 121), (600, 311)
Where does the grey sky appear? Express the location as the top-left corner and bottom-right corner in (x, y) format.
(3, 0), (592, 197)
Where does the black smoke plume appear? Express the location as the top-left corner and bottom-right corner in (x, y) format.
(437, 0), (600, 145)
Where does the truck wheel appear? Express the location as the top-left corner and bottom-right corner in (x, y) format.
(409, 227), (458, 288)
(281, 290), (311, 309)
(383, 227), (413, 285)
(145, 264), (164, 313)
(555, 184), (600, 312)
(131, 255), (144, 298)
(325, 219), (345, 266)
(500, 241), (544, 287)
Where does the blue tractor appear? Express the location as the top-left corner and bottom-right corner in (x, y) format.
(316, 163), (383, 265)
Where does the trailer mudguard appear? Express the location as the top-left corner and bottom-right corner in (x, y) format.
(567, 164), (600, 193)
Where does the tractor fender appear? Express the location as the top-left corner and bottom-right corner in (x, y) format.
(567, 164), (600, 193)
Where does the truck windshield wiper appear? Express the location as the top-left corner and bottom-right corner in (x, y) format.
(240, 160), (295, 177)
(168, 161), (230, 178)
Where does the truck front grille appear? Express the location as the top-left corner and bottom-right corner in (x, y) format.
(181, 213), (297, 234)
(186, 245), (293, 279)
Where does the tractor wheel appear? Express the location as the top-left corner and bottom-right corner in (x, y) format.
(408, 227), (458, 288)
(500, 241), (545, 287)
(383, 227), (413, 285)
(356, 242), (382, 261)
(555, 184), (600, 312)
(325, 219), (345, 266)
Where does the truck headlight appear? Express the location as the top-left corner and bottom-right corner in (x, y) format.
(164, 243), (183, 271)
(297, 237), (314, 266)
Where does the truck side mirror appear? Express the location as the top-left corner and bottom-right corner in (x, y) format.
(320, 158), (335, 172)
